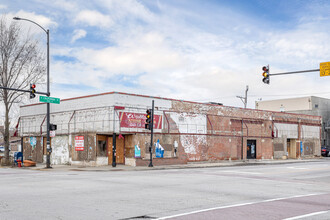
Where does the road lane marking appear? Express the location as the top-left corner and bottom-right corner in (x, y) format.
(283, 210), (330, 220)
(156, 193), (322, 220)
(221, 170), (262, 175)
(287, 167), (308, 170)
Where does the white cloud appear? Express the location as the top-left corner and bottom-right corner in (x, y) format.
(6, 0), (329, 108)
(51, 1), (330, 107)
(71, 29), (87, 43)
(0, 4), (7, 9)
(71, 31), (184, 75)
(74, 10), (113, 28)
(50, 0), (77, 12)
(99, 0), (154, 23)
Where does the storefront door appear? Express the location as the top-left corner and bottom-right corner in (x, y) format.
(108, 135), (125, 165)
(247, 140), (256, 159)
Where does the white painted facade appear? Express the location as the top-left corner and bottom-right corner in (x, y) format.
(19, 92), (172, 136)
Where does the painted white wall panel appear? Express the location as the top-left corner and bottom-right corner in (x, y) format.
(274, 123), (298, 138)
(302, 125), (320, 139)
(51, 136), (69, 165)
(170, 112), (207, 134)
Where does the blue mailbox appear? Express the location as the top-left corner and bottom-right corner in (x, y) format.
(14, 152), (23, 165)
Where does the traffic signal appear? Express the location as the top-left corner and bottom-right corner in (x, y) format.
(49, 124), (57, 131)
(30, 84), (36, 99)
(262, 66), (270, 84)
(145, 109), (152, 130)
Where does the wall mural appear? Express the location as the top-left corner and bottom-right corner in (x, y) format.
(30, 137), (37, 150)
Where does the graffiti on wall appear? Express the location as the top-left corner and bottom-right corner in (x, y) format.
(155, 139), (164, 158)
(30, 137), (37, 150)
(135, 144), (141, 158)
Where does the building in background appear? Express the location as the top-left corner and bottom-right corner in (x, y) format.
(0, 126), (21, 161)
(17, 92), (321, 166)
(256, 96), (330, 147)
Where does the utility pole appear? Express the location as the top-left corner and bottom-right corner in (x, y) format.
(237, 85), (249, 161)
(236, 85), (249, 108)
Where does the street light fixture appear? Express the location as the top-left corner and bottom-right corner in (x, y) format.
(13, 16), (52, 168)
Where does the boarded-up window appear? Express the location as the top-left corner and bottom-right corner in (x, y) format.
(97, 140), (107, 157)
(274, 143), (284, 152)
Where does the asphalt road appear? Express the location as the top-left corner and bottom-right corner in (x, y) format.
(1, 159), (330, 220)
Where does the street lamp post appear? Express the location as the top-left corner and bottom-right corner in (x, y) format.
(13, 17), (52, 168)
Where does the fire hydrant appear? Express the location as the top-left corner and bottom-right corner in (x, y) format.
(17, 159), (22, 167)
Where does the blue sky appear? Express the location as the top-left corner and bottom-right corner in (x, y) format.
(1, 0), (330, 108)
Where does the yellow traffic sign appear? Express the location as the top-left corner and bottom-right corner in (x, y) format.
(320, 62), (330, 77)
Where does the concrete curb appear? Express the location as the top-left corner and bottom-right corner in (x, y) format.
(3, 158), (326, 172)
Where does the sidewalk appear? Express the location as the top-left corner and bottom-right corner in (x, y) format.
(12, 157), (327, 172)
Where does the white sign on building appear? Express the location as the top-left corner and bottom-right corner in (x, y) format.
(75, 136), (84, 151)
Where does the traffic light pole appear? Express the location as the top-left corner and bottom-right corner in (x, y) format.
(112, 108), (116, 167)
(262, 66), (320, 84)
(269, 69), (320, 76)
(0, 86), (48, 95)
(46, 29), (51, 169)
(148, 100), (154, 167)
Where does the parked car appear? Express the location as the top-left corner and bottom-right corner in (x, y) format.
(321, 146), (329, 157)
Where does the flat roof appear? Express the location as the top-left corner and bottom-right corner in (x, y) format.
(20, 91), (321, 119)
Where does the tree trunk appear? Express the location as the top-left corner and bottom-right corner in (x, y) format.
(3, 90), (10, 166)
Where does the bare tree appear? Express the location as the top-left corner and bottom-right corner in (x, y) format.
(0, 16), (45, 165)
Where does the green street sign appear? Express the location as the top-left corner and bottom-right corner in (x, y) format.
(39, 96), (60, 104)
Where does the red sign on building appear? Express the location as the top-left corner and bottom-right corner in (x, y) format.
(75, 136), (84, 151)
(119, 112), (162, 129)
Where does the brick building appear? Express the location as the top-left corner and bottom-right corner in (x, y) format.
(256, 96), (330, 147)
(18, 92), (322, 166)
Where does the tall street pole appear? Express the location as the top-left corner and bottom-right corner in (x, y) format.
(13, 17), (52, 168)
(46, 29), (51, 168)
(112, 107), (116, 167)
(148, 100), (154, 167)
(236, 85), (249, 160)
